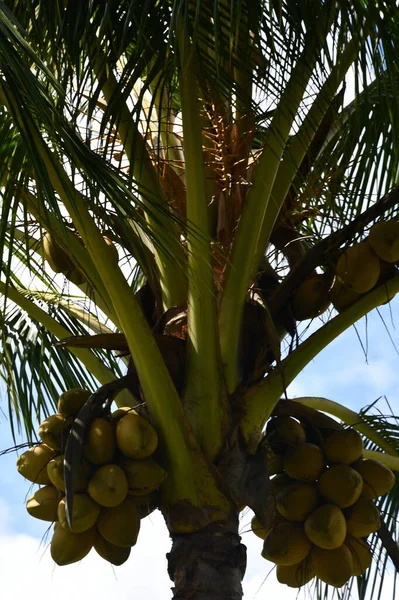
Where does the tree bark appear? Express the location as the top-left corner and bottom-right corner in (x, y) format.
(166, 517), (247, 600)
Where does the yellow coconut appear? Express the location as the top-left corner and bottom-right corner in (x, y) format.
(94, 532), (131, 566)
(47, 455), (91, 492)
(330, 278), (362, 312)
(38, 413), (73, 451)
(324, 428), (363, 465)
(43, 232), (73, 273)
(111, 406), (137, 422)
(267, 416), (306, 451)
(291, 273), (331, 321)
(311, 544), (353, 587)
(58, 494), (101, 532)
(16, 444), (56, 485)
(304, 504), (347, 549)
(344, 497), (381, 537)
(345, 535), (373, 576)
(97, 498), (141, 547)
(262, 522), (312, 566)
(336, 241), (380, 294)
(65, 266), (86, 286)
(26, 485), (61, 521)
(121, 458), (167, 496)
(368, 220), (399, 263)
(82, 418), (116, 465)
(57, 388), (91, 417)
(87, 464), (128, 507)
(50, 522), (95, 565)
(276, 558), (315, 588)
(283, 443), (325, 482)
(353, 459), (395, 499)
(276, 482), (318, 522)
(116, 413), (158, 459)
(318, 465), (363, 508)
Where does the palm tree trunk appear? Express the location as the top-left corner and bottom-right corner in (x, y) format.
(167, 517), (247, 599)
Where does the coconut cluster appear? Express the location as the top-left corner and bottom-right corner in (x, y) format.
(253, 416), (395, 588)
(290, 219), (399, 320)
(16, 388), (167, 567)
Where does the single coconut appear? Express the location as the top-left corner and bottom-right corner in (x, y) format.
(276, 482), (318, 522)
(276, 557), (315, 588)
(304, 504), (347, 549)
(262, 522), (312, 566)
(330, 278), (362, 312)
(122, 458), (167, 496)
(47, 455), (91, 492)
(368, 220), (399, 263)
(283, 443), (325, 482)
(116, 413), (158, 459)
(38, 413), (73, 451)
(345, 535), (373, 576)
(87, 464), (128, 507)
(43, 232), (73, 273)
(17, 443), (56, 485)
(57, 388), (91, 417)
(58, 494), (101, 532)
(82, 417), (116, 465)
(97, 498), (141, 547)
(291, 273), (331, 320)
(353, 458), (395, 499)
(336, 241), (380, 294)
(324, 428), (363, 465)
(94, 532), (131, 565)
(311, 544), (353, 587)
(267, 416), (306, 454)
(26, 485), (61, 521)
(50, 522), (95, 565)
(344, 497), (381, 537)
(318, 465), (363, 508)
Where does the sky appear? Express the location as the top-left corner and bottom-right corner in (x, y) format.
(0, 298), (399, 599)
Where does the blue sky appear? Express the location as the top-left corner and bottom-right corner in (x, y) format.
(0, 298), (398, 599)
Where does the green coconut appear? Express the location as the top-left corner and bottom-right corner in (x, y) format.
(58, 494), (101, 532)
(345, 535), (373, 576)
(97, 498), (141, 547)
(116, 413), (158, 459)
(94, 532), (131, 566)
(47, 455), (91, 492)
(283, 443), (325, 482)
(17, 444), (56, 485)
(318, 465), (363, 508)
(324, 428), (363, 465)
(336, 241), (380, 294)
(262, 522), (312, 566)
(353, 459), (395, 499)
(344, 497), (381, 537)
(82, 417), (116, 465)
(50, 522), (95, 565)
(87, 464), (128, 507)
(38, 413), (73, 451)
(276, 558), (315, 588)
(57, 388), (91, 417)
(276, 482), (318, 522)
(368, 220), (399, 263)
(122, 458), (168, 496)
(311, 544), (353, 587)
(304, 504), (347, 549)
(26, 485), (61, 521)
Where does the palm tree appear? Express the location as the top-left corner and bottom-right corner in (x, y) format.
(1, 0), (399, 597)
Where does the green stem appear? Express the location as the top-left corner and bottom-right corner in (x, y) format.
(178, 28), (226, 459)
(0, 283), (133, 404)
(219, 27), (331, 394)
(240, 276), (399, 450)
(90, 42), (187, 309)
(292, 397), (399, 457)
(254, 39), (359, 272)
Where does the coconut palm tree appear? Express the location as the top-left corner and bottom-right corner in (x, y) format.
(1, 0), (399, 597)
